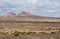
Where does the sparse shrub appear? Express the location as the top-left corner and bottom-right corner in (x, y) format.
(26, 32), (32, 35)
(31, 32), (36, 35)
(13, 31), (19, 36)
(50, 32), (55, 34)
(40, 32), (46, 34)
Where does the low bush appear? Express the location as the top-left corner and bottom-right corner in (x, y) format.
(12, 31), (19, 36)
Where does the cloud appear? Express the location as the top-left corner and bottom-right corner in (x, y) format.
(27, 0), (37, 5)
(45, 10), (56, 12)
(0, 0), (60, 17)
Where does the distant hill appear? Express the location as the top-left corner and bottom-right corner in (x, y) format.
(17, 12), (33, 17)
(0, 12), (60, 22)
(2, 12), (16, 17)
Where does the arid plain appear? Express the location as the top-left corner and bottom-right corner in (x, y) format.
(0, 12), (60, 39)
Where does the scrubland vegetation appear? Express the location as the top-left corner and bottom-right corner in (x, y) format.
(0, 21), (60, 36)
(0, 21), (60, 39)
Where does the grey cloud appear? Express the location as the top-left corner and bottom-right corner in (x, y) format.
(0, 0), (60, 17)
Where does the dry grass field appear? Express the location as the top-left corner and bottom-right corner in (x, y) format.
(0, 17), (60, 39)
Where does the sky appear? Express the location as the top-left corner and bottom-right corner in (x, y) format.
(0, 0), (60, 18)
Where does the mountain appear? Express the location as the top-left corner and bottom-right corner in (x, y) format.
(16, 12), (53, 19)
(1, 12), (60, 19)
(2, 12), (16, 17)
(16, 12), (41, 18)
(0, 12), (60, 22)
(16, 12), (34, 17)
(1, 12), (41, 18)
